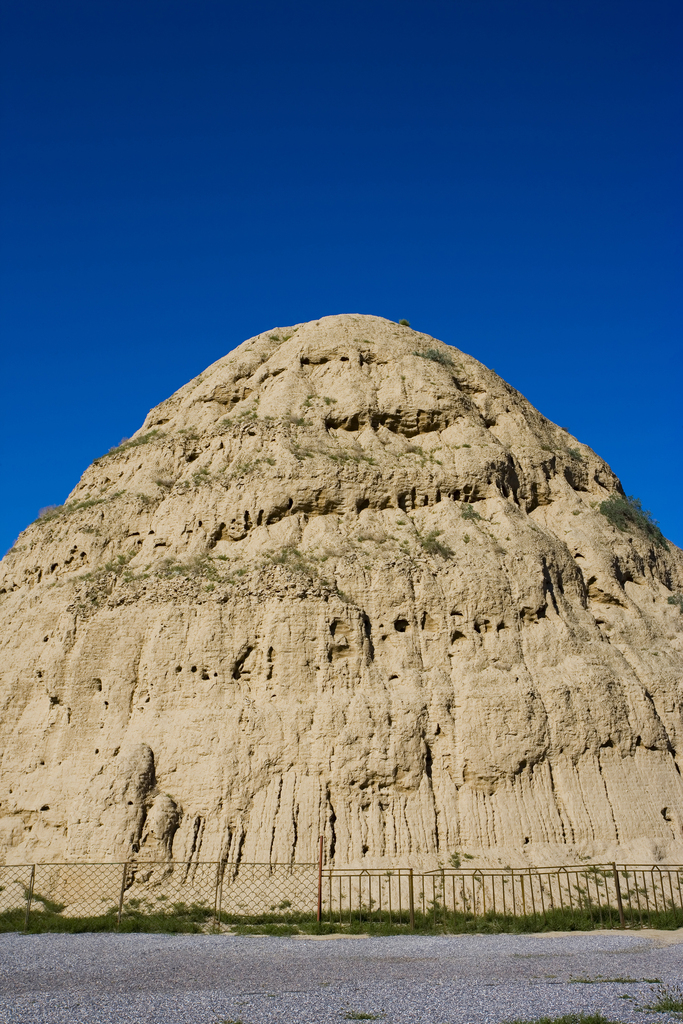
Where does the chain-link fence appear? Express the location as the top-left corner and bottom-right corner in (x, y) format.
(1, 858), (682, 932)
(219, 862), (319, 923)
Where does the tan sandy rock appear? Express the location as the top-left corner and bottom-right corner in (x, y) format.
(1, 314), (682, 867)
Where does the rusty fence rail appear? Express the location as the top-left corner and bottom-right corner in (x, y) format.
(0, 860), (682, 932)
(323, 864), (683, 930)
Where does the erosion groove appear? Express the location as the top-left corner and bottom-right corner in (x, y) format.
(1, 314), (682, 867)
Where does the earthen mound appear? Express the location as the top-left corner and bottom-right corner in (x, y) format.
(1, 314), (682, 866)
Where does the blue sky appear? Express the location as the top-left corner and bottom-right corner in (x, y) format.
(1, 0), (681, 553)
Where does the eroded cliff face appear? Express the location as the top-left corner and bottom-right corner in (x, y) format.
(1, 314), (683, 867)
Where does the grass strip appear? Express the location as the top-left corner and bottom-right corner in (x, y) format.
(3, 901), (683, 936)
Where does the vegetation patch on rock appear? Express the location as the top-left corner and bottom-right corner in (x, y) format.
(598, 493), (668, 548)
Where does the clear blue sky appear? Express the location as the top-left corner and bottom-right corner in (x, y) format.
(1, 0), (681, 554)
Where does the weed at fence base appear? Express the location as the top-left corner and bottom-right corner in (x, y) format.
(0, 905), (680, 937)
(7, 903), (681, 936)
(0, 902), (214, 934)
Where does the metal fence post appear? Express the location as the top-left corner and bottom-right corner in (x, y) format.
(23, 865), (35, 932)
(213, 860), (223, 932)
(217, 861), (225, 931)
(408, 868), (415, 931)
(317, 835), (324, 923)
(117, 861), (129, 930)
(612, 862), (626, 929)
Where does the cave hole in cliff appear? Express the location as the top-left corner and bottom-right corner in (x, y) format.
(287, 498), (293, 510)
(326, 786), (337, 861)
(524, 837), (530, 845)
(210, 523), (225, 546)
(424, 743), (433, 780)
(175, 666), (182, 673)
(257, 510), (264, 526)
(191, 666), (197, 673)
(233, 647), (254, 680)
(394, 618), (409, 632)
(520, 605), (546, 625)
(362, 613), (374, 659)
(356, 497), (369, 512)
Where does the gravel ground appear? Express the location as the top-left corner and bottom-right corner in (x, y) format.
(2, 930), (683, 1024)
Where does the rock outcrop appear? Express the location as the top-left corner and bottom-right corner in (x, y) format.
(1, 314), (682, 867)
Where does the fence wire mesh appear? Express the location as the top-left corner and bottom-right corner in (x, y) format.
(122, 860), (219, 926)
(219, 863), (319, 923)
(2, 860), (681, 932)
(32, 862), (123, 919)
